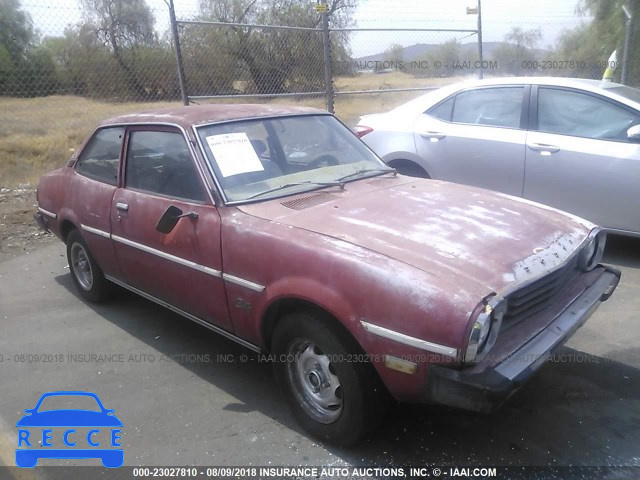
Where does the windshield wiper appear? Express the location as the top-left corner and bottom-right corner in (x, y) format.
(336, 168), (397, 183)
(246, 181), (345, 200)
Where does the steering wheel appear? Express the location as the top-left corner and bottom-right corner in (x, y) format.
(309, 154), (339, 168)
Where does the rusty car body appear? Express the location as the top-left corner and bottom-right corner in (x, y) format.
(35, 104), (620, 445)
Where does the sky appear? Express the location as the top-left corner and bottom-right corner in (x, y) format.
(22, 0), (589, 57)
(350, 0), (587, 57)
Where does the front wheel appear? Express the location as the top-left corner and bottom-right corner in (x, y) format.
(271, 311), (390, 446)
(66, 230), (112, 302)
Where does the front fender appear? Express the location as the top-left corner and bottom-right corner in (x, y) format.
(257, 275), (358, 344)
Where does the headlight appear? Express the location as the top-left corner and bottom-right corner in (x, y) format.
(464, 296), (507, 363)
(578, 231), (606, 271)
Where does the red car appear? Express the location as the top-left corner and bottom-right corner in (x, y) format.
(35, 104), (620, 446)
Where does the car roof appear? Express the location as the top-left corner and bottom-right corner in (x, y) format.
(101, 103), (327, 129)
(386, 76), (639, 118)
(423, 77), (635, 100)
(461, 76), (623, 91)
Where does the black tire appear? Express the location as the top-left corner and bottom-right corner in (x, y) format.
(390, 160), (429, 178)
(271, 311), (390, 446)
(66, 229), (112, 302)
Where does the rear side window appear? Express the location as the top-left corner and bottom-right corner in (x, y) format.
(427, 97), (454, 121)
(451, 87), (524, 128)
(537, 87), (639, 140)
(76, 127), (124, 185)
(125, 130), (206, 202)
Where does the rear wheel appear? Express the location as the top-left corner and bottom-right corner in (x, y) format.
(271, 311), (390, 446)
(389, 160), (429, 178)
(66, 230), (111, 302)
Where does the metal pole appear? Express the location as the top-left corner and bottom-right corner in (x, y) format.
(622, 4), (632, 85)
(169, 0), (189, 106)
(320, 4), (334, 113)
(178, 19), (320, 31)
(477, 0), (484, 79)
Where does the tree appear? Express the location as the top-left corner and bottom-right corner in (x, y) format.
(0, 0), (33, 63)
(0, 0), (61, 97)
(552, 0), (633, 82)
(79, 0), (157, 99)
(384, 43), (404, 66)
(432, 39), (462, 77)
(195, 0), (357, 94)
(0, 0), (34, 94)
(44, 25), (116, 97)
(408, 39), (463, 78)
(491, 27), (542, 75)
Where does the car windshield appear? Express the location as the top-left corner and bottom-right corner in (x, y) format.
(197, 114), (388, 203)
(37, 394), (102, 412)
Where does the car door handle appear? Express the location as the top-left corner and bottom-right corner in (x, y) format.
(115, 202), (129, 212)
(420, 131), (446, 141)
(527, 143), (560, 155)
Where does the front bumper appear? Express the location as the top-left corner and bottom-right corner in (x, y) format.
(424, 265), (620, 413)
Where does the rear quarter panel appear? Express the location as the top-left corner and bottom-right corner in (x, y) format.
(38, 167), (121, 278)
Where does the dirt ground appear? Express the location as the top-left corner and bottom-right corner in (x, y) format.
(0, 184), (56, 261)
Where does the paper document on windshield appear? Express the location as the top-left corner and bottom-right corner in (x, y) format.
(205, 132), (264, 177)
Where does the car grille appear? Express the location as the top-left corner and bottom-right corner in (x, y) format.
(503, 256), (581, 328)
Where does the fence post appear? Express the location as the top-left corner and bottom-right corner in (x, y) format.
(622, 4), (633, 85)
(320, 3), (335, 113)
(477, 0), (484, 79)
(169, 0), (189, 106)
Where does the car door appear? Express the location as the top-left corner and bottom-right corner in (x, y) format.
(413, 85), (528, 196)
(110, 127), (232, 329)
(71, 126), (124, 280)
(524, 86), (640, 233)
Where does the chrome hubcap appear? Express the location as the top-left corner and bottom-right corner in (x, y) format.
(71, 243), (93, 291)
(287, 340), (343, 424)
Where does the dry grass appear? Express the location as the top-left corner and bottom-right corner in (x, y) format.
(0, 96), (176, 186)
(334, 70), (458, 92)
(0, 72), (453, 186)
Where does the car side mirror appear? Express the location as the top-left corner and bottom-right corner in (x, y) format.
(156, 205), (199, 234)
(627, 124), (640, 141)
(156, 206), (184, 234)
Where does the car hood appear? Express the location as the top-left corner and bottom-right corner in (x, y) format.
(238, 177), (594, 294)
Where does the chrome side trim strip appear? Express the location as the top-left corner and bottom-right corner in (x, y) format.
(38, 207), (57, 219)
(104, 275), (261, 353)
(111, 234), (222, 278)
(361, 321), (458, 358)
(222, 273), (265, 293)
(81, 224), (111, 239)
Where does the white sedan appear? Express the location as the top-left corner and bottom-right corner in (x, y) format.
(356, 77), (640, 237)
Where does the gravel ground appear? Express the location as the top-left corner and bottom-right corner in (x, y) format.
(0, 184), (56, 262)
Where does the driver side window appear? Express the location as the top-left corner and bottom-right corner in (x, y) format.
(537, 88), (639, 140)
(125, 130), (206, 202)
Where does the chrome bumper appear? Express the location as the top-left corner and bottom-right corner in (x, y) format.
(424, 266), (621, 413)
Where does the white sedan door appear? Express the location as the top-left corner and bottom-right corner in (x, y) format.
(414, 85), (528, 197)
(524, 86), (640, 233)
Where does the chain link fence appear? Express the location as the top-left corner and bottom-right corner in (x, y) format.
(1, 0), (638, 184)
(2, 1), (636, 106)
